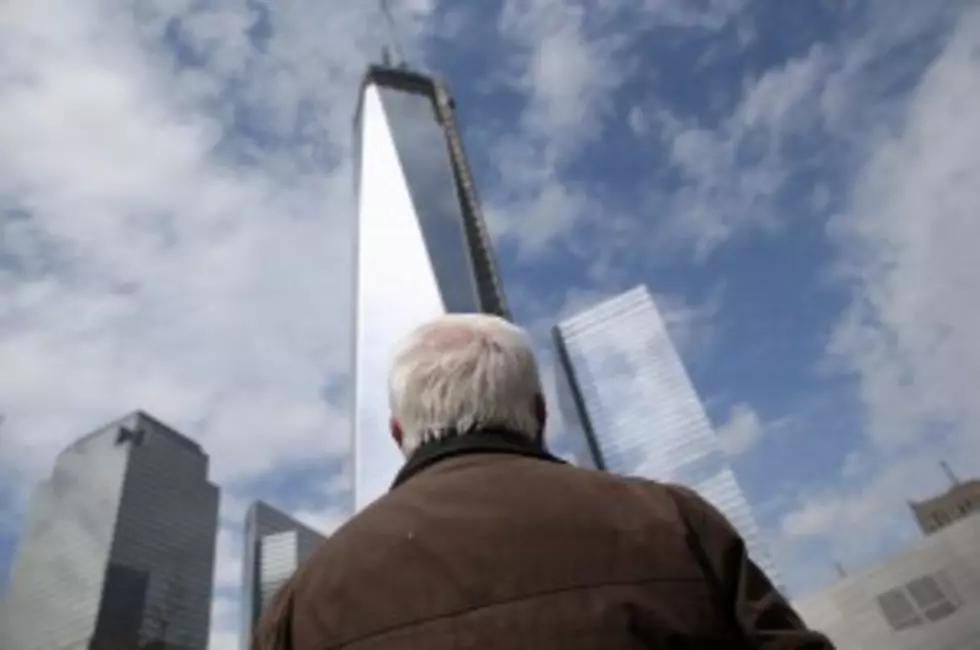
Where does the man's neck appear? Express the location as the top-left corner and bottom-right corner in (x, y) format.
(390, 427), (563, 490)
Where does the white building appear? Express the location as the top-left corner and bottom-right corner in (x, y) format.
(795, 514), (980, 650)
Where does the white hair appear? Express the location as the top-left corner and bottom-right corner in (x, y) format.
(387, 313), (543, 456)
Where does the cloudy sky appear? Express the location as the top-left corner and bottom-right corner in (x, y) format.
(2, 0), (979, 647)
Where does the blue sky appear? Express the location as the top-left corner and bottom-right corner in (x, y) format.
(1, 1), (979, 648)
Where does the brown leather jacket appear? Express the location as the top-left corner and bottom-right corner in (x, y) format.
(253, 430), (833, 650)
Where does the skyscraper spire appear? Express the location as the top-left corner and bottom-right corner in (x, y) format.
(941, 460), (961, 487)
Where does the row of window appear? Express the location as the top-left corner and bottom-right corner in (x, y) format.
(925, 499), (977, 532)
(877, 571), (961, 632)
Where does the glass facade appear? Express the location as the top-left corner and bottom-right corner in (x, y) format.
(552, 285), (781, 586)
(795, 514), (980, 649)
(240, 502), (325, 650)
(351, 65), (509, 511)
(1, 411), (220, 650)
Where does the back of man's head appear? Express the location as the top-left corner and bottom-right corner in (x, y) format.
(387, 313), (545, 457)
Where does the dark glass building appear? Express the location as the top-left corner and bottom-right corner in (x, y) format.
(351, 65), (509, 511)
(240, 502), (325, 650)
(1, 411), (219, 650)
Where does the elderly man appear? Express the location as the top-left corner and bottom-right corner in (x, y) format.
(254, 314), (833, 650)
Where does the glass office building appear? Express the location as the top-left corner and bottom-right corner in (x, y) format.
(351, 65), (510, 511)
(795, 513), (980, 649)
(1, 411), (219, 650)
(553, 285), (780, 585)
(240, 502), (326, 650)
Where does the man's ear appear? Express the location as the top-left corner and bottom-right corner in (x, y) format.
(533, 394), (547, 442)
(389, 417), (404, 450)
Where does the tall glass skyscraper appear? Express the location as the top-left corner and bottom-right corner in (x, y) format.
(552, 285), (781, 585)
(351, 65), (509, 511)
(240, 502), (326, 650)
(2, 411), (219, 650)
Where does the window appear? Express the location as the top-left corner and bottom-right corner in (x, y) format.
(907, 575), (959, 622)
(877, 589), (922, 630)
(877, 572), (961, 631)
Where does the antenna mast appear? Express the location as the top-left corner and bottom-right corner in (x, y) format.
(379, 0), (409, 68)
(940, 460), (961, 487)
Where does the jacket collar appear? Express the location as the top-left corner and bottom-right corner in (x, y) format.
(391, 427), (565, 490)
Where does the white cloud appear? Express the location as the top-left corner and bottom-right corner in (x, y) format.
(738, 47), (829, 134)
(777, 452), (962, 592)
(498, 1), (621, 148)
(0, 0), (369, 495)
(827, 7), (980, 451)
(481, 1), (624, 252)
(640, 1), (967, 260)
(654, 44), (831, 257)
(777, 3), (980, 593)
(212, 526), (243, 592)
(0, 1), (394, 647)
(208, 591), (241, 650)
(716, 402), (765, 457)
(485, 0), (747, 255)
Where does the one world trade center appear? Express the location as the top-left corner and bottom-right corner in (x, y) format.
(351, 65), (510, 511)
